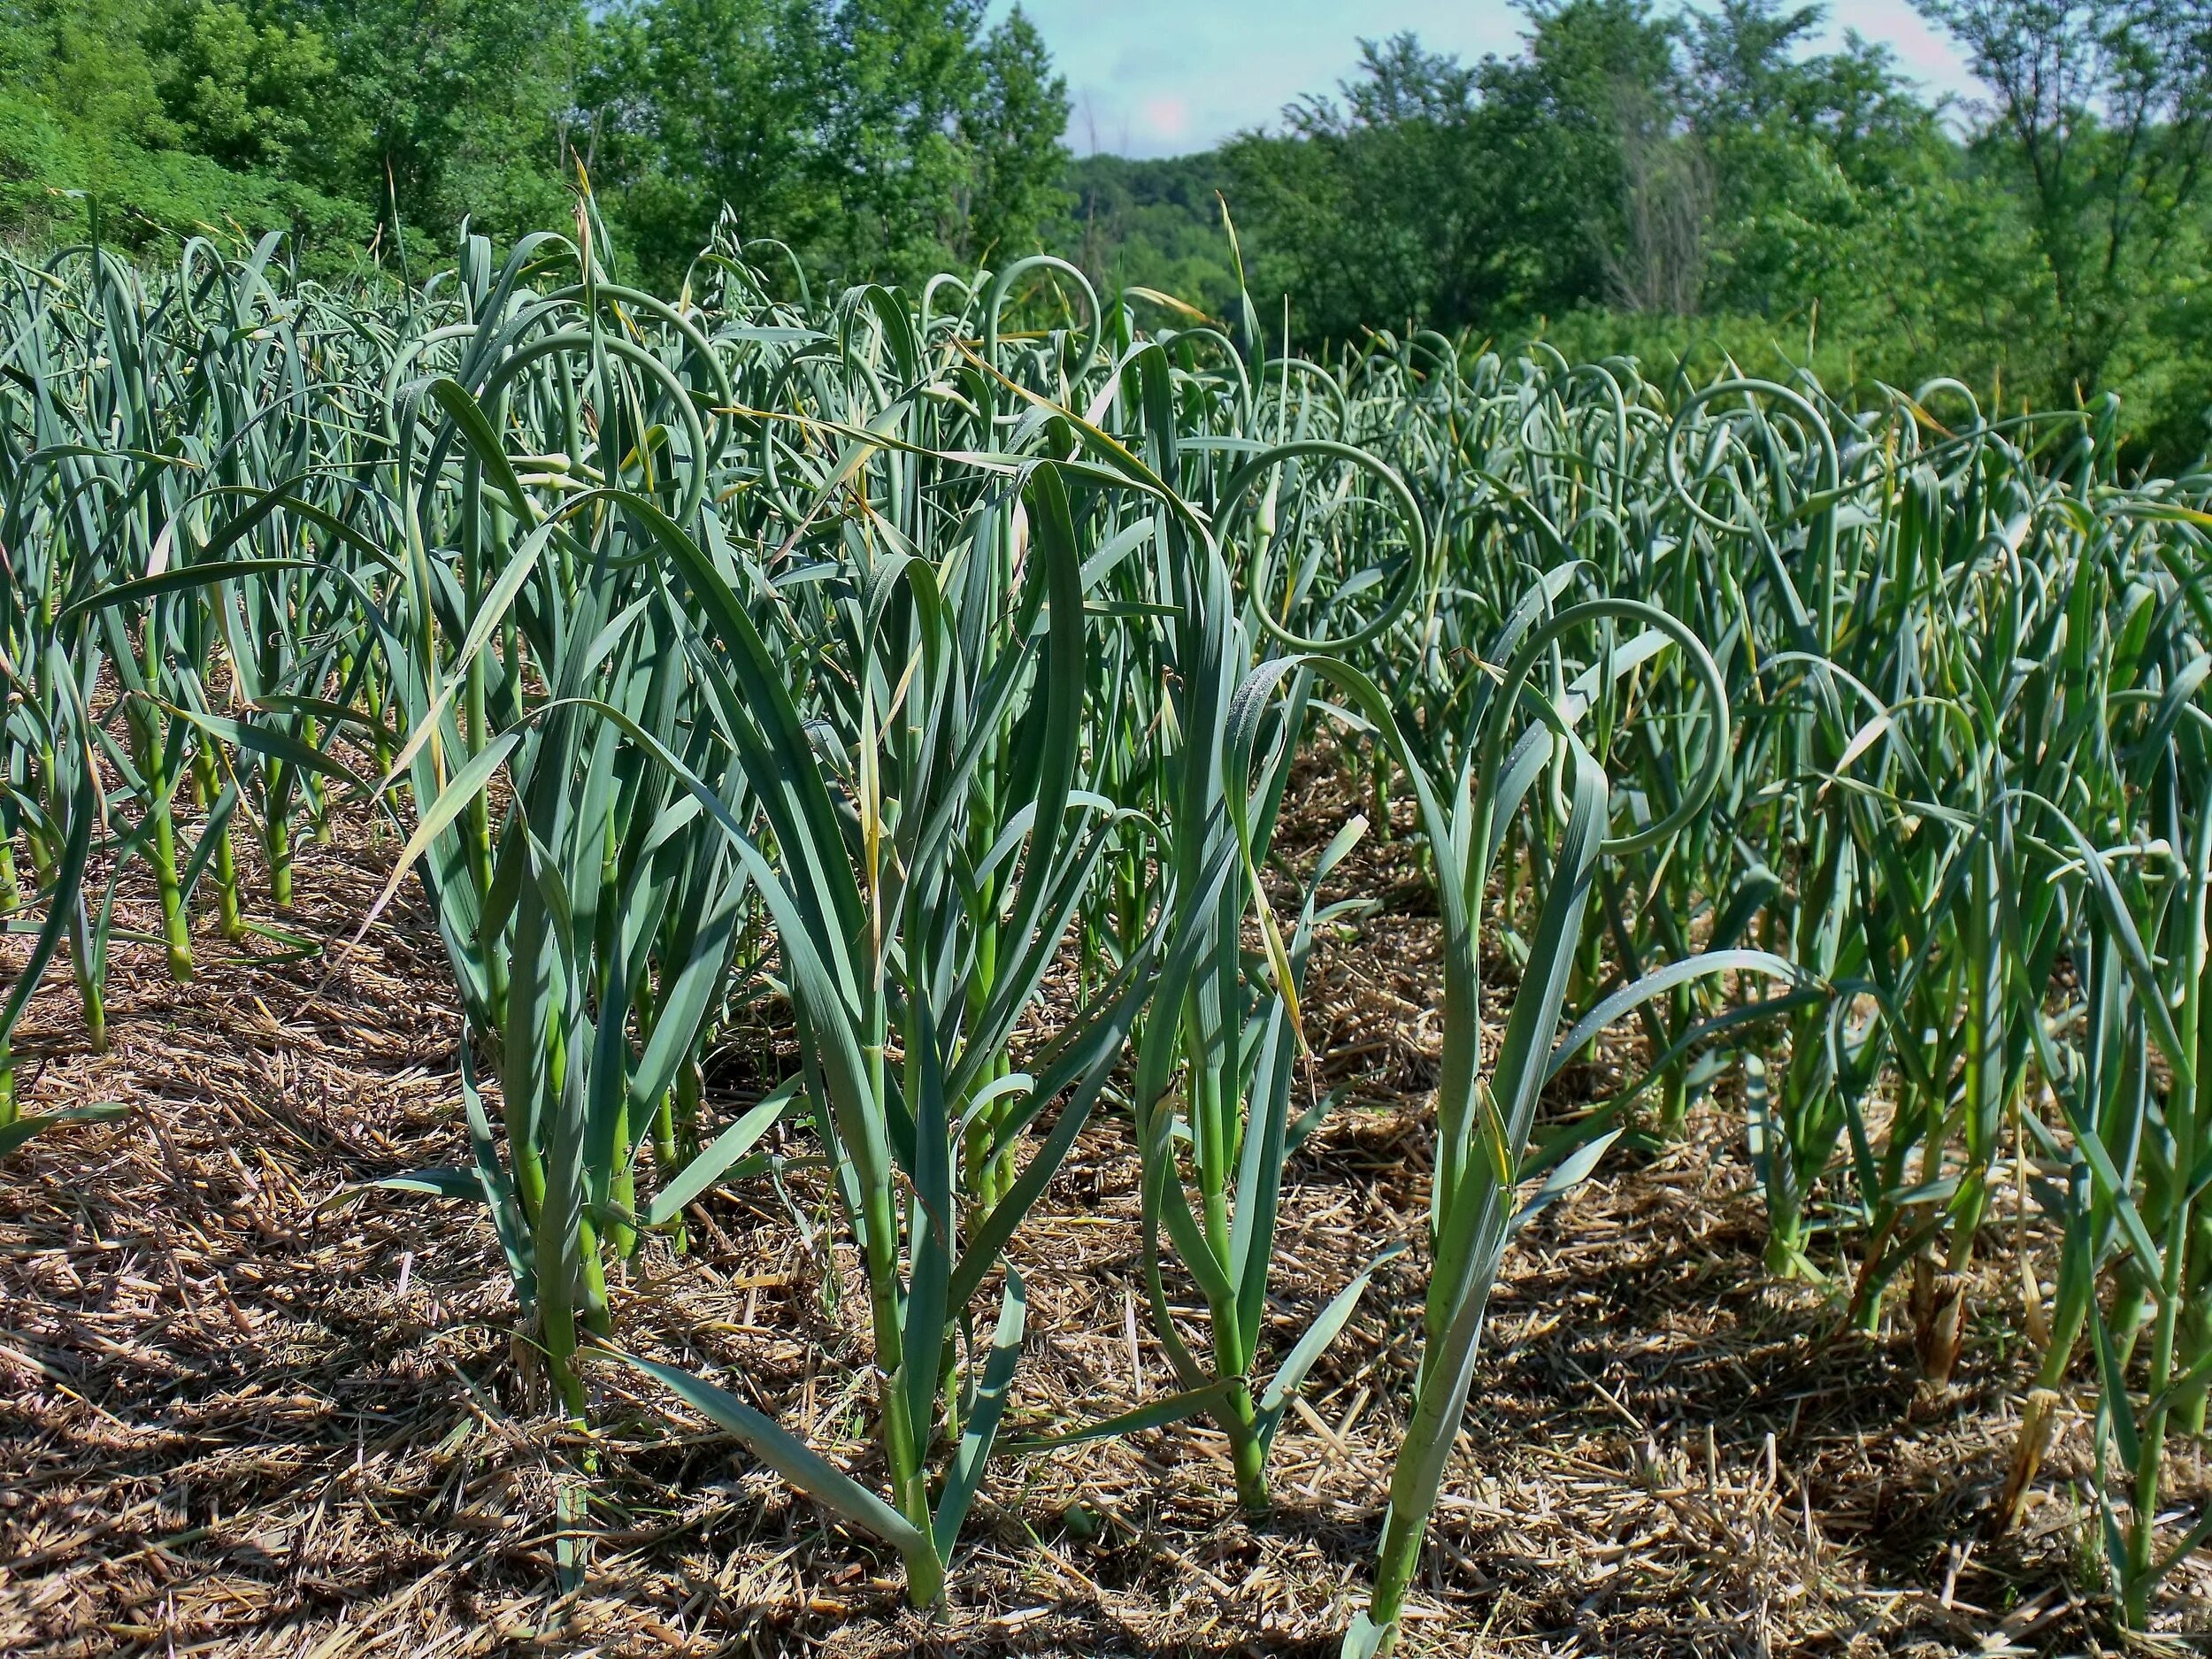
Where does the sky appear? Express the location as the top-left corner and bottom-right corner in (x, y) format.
(987, 1), (1984, 159)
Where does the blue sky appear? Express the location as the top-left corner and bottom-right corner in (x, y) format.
(987, 1), (1982, 159)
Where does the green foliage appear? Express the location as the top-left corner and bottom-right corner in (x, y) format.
(1048, 2), (2210, 470)
(290, 0), (587, 240)
(1058, 150), (1240, 319)
(1919, 0), (2212, 461)
(0, 86), (369, 257)
(150, 0), (340, 177)
(7, 0), (2212, 469)
(575, 0), (826, 281)
(0, 0), (1064, 283)
(0, 0), (359, 257)
(577, 0), (1068, 290)
(960, 8), (1069, 264)
(1218, 35), (1486, 336)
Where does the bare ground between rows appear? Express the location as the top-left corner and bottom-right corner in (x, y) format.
(0, 785), (2205, 1657)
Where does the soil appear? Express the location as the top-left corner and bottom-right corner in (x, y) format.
(2, 778), (2206, 1657)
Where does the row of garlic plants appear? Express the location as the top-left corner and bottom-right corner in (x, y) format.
(1344, 342), (2212, 1624)
(4, 215), (2210, 1635)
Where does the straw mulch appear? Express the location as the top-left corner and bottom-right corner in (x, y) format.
(1, 788), (2204, 1657)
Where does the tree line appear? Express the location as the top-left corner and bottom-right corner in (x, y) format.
(1077, 2), (2212, 468)
(7, 0), (2212, 465)
(0, 0), (1067, 287)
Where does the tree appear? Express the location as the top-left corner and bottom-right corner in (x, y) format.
(955, 7), (1069, 265)
(579, 0), (827, 284)
(282, 0), (589, 240)
(1686, 0), (1822, 130)
(150, 0), (347, 180)
(2, 0), (178, 155)
(1224, 34), (1486, 342)
(581, 0), (1067, 290)
(1472, 0), (1686, 317)
(810, 0), (979, 279)
(0, 0), (369, 252)
(1057, 151), (1240, 321)
(1920, 0), (2212, 389)
(1678, 1), (2014, 357)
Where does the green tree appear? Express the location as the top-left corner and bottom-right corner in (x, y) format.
(1059, 150), (1240, 319)
(583, 0), (1067, 290)
(1223, 4), (1686, 342)
(1224, 34), (1485, 342)
(3, 0), (178, 153)
(1679, 3), (2034, 380)
(1471, 0), (1686, 317)
(580, 0), (827, 283)
(0, 0), (368, 252)
(150, 0), (347, 180)
(955, 7), (1069, 265)
(1205, 0), (2062, 426)
(1919, 1), (2212, 397)
(282, 0), (588, 240)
